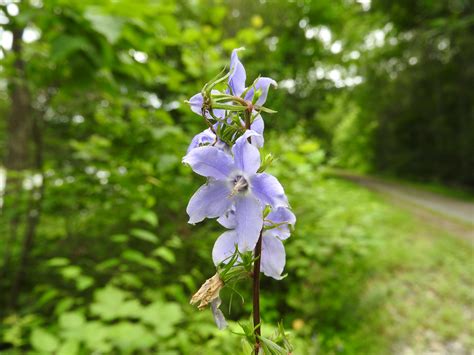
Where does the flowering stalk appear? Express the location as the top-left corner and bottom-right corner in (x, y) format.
(184, 48), (295, 354)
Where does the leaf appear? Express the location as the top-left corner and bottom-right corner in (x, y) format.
(30, 328), (59, 353)
(111, 234), (129, 243)
(76, 275), (94, 291)
(90, 286), (128, 321)
(47, 257), (70, 267)
(107, 322), (155, 351)
(57, 340), (80, 355)
(130, 209), (158, 227)
(130, 229), (159, 243)
(152, 247), (175, 263)
(59, 312), (85, 330)
(140, 301), (183, 337)
(60, 266), (82, 279)
(122, 250), (161, 271)
(84, 7), (125, 44)
(51, 35), (93, 62)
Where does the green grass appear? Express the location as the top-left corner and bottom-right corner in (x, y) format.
(305, 178), (474, 354)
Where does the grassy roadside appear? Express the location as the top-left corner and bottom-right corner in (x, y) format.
(324, 167), (474, 202)
(310, 178), (474, 354)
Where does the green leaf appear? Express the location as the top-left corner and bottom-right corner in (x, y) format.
(130, 229), (159, 243)
(31, 328), (59, 353)
(84, 7), (125, 44)
(61, 266), (82, 279)
(140, 301), (183, 337)
(47, 257), (70, 267)
(90, 286), (128, 321)
(152, 247), (175, 263)
(122, 250), (162, 271)
(57, 340), (80, 355)
(76, 276), (94, 291)
(131, 209), (159, 227)
(51, 35), (93, 62)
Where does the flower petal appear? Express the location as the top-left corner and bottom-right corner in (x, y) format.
(232, 131), (261, 174)
(211, 297), (228, 330)
(264, 207), (295, 240)
(187, 180), (232, 224)
(251, 173), (288, 208)
(234, 195), (263, 252)
(189, 93), (204, 116)
(251, 114), (264, 135)
(244, 77), (277, 106)
(267, 207), (296, 225)
(228, 48), (246, 96)
(183, 146), (234, 179)
(187, 129), (216, 153)
(261, 234), (286, 280)
(188, 91), (225, 119)
(217, 207), (237, 229)
(212, 230), (239, 265)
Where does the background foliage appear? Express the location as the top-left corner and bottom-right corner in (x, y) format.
(0, 0), (472, 354)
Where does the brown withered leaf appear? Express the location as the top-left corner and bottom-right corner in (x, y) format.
(190, 273), (224, 310)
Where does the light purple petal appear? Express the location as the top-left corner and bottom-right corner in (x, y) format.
(267, 207), (296, 225)
(264, 207), (295, 240)
(187, 129), (216, 153)
(217, 207), (237, 229)
(244, 77), (277, 106)
(189, 93), (204, 116)
(232, 131), (262, 175)
(251, 114), (264, 135)
(188, 91), (225, 119)
(264, 226), (291, 240)
(251, 173), (288, 208)
(234, 195), (263, 252)
(228, 48), (246, 96)
(186, 180), (232, 224)
(261, 234), (286, 280)
(211, 297), (228, 330)
(183, 146), (235, 180)
(212, 230), (239, 265)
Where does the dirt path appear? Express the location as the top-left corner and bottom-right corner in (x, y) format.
(336, 172), (474, 241)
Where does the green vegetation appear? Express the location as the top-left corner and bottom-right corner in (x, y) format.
(1, 0), (472, 354)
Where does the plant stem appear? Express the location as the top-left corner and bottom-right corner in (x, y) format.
(253, 229), (263, 354)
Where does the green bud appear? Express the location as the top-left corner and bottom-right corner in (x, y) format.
(257, 153), (276, 173)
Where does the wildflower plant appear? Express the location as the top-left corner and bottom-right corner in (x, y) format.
(184, 48), (295, 354)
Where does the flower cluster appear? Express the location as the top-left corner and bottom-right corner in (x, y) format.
(184, 49), (295, 281)
(184, 51), (296, 339)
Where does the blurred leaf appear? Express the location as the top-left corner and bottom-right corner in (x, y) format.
(153, 246), (175, 263)
(131, 209), (159, 227)
(84, 7), (125, 44)
(141, 301), (183, 337)
(57, 340), (80, 355)
(90, 286), (128, 321)
(130, 228), (159, 243)
(51, 35), (93, 62)
(31, 328), (59, 353)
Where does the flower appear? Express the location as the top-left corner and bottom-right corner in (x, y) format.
(186, 128), (227, 154)
(228, 48), (277, 106)
(187, 48), (276, 121)
(186, 113), (264, 153)
(183, 130), (288, 251)
(212, 206), (296, 279)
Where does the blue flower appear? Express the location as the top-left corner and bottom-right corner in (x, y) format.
(228, 48), (277, 105)
(212, 206), (296, 279)
(183, 131), (288, 251)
